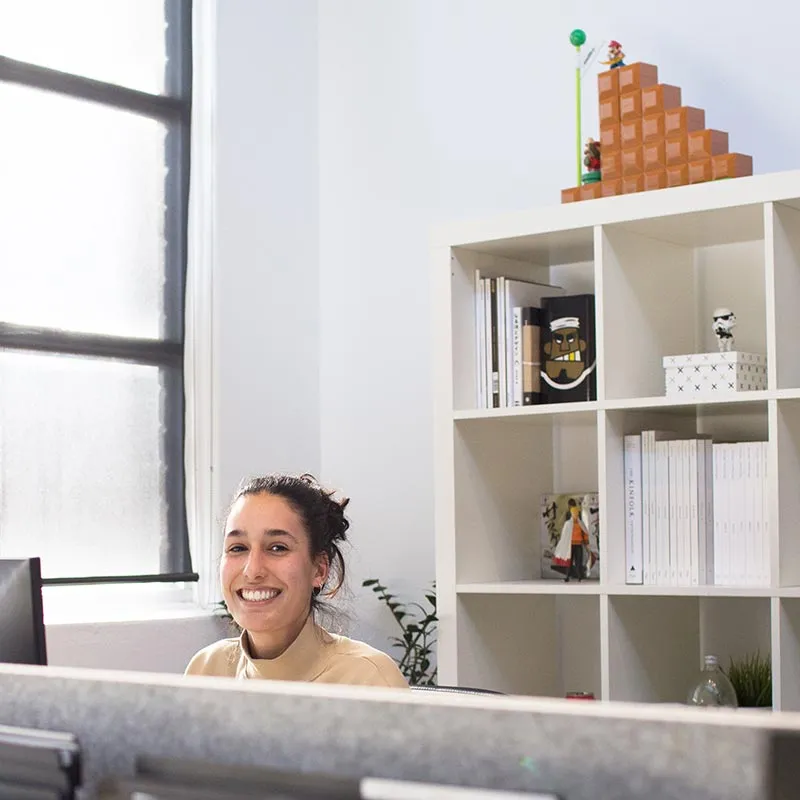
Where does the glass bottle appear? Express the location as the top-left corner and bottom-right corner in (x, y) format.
(687, 654), (738, 708)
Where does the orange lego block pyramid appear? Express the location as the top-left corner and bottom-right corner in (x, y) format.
(562, 60), (752, 203)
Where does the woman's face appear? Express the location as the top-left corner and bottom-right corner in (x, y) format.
(220, 492), (328, 639)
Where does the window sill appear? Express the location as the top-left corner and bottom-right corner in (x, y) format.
(42, 583), (219, 626)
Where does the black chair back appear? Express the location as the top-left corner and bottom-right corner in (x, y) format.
(410, 685), (505, 696)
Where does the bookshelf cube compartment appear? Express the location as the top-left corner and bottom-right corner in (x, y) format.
(777, 599), (800, 710)
(608, 595), (770, 704)
(663, 352), (767, 397)
(604, 404), (768, 589)
(601, 207), (766, 401)
(448, 233), (595, 412)
(453, 413), (598, 585)
(771, 202), (800, 391)
(457, 593), (601, 697)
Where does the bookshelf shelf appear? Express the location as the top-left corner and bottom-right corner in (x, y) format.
(453, 402), (598, 421)
(432, 169), (800, 708)
(457, 582), (773, 598)
(605, 585), (773, 598)
(456, 581), (604, 595)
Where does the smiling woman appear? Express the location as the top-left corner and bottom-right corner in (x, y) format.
(184, 474), (409, 688)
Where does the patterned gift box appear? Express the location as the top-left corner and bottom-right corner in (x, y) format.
(662, 351), (767, 397)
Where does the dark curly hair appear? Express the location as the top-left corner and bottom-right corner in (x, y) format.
(230, 473), (350, 611)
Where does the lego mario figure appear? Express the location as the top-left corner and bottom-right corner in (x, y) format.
(602, 41), (625, 69)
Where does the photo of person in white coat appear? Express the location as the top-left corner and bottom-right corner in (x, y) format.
(551, 498), (591, 582)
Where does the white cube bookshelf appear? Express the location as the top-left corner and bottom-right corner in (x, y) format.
(431, 170), (800, 709)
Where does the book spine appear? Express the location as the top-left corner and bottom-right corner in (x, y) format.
(624, 435), (643, 584)
(521, 307), (543, 405)
(489, 278), (499, 408)
(512, 306), (523, 406)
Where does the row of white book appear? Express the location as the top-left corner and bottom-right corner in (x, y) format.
(624, 432), (768, 587)
(473, 270), (563, 408)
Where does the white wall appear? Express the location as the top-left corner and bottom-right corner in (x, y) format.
(215, 0), (321, 505)
(46, 616), (229, 674)
(317, 0), (800, 650)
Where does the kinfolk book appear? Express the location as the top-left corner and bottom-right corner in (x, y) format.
(540, 294), (597, 403)
(541, 492), (600, 580)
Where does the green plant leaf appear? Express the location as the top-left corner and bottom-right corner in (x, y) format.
(364, 577), (438, 685)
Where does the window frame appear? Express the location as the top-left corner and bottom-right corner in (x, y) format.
(0, 0), (197, 587)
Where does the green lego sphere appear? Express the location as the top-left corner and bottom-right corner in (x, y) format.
(569, 29), (586, 47)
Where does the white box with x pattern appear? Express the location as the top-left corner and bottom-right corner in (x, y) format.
(662, 351), (767, 396)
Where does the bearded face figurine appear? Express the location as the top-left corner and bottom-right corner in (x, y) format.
(544, 316), (587, 381)
(540, 294), (597, 403)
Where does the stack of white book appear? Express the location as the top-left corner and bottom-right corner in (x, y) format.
(624, 433), (768, 587)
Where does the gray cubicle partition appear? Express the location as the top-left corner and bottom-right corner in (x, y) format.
(0, 663), (794, 799)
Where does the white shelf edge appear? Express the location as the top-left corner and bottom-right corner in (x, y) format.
(605, 585), (773, 598)
(453, 391), (780, 421)
(456, 582), (602, 595)
(603, 391), (772, 411)
(431, 169), (800, 248)
(453, 402), (598, 421)
(456, 582), (776, 598)
(774, 388), (800, 401)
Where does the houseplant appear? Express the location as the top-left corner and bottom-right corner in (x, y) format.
(362, 578), (437, 686)
(726, 650), (772, 708)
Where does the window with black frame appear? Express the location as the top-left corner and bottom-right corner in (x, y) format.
(0, 0), (196, 587)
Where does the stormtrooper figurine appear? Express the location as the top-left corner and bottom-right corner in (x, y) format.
(712, 307), (736, 353)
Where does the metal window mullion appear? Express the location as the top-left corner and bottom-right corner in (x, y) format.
(161, 0), (193, 574)
(42, 572), (199, 587)
(0, 56), (187, 124)
(0, 324), (182, 368)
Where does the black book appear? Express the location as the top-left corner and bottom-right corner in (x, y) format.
(539, 294), (597, 403)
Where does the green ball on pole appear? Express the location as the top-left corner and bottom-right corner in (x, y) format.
(570, 29), (586, 47)
(569, 29), (587, 186)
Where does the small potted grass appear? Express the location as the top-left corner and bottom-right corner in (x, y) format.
(726, 651), (772, 709)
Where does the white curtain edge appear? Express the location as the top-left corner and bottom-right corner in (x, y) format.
(184, 0), (222, 611)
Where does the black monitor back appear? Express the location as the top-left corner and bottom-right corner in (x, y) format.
(0, 558), (48, 665)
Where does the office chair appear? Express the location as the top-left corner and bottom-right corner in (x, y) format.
(410, 684), (505, 696)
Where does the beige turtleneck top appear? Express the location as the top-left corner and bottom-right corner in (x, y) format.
(184, 615), (409, 689)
